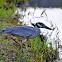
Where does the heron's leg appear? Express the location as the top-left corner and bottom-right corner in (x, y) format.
(26, 39), (28, 49)
(22, 39), (28, 49)
(11, 36), (20, 51)
(12, 39), (20, 51)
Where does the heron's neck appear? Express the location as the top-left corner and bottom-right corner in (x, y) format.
(29, 25), (40, 38)
(34, 25), (40, 36)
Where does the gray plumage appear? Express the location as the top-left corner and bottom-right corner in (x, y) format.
(1, 22), (54, 39)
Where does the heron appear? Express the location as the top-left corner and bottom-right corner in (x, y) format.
(0, 22), (54, 50)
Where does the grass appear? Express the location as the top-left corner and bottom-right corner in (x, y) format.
(0, 35), (59, 62)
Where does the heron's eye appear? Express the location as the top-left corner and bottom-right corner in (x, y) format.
(37, 24), (44, 27)
(41, 24), (45, 27)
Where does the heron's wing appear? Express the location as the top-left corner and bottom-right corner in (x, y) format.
(12, 26), (35, 37)
(1, 26), (35, 37)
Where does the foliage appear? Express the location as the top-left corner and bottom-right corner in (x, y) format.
(0, 0), (7, 7)
(59, 7), (62, 9)
(0, 35), (59, 62)
(35, 3), (37, 9)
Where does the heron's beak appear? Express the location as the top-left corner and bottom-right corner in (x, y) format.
(43, 26), (54, 30)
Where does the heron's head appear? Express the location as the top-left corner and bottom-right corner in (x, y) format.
(35, 22), (54, 30)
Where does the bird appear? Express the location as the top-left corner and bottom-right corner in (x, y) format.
(0, 22), (54, 50)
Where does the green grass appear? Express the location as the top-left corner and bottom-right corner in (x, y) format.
(0, 34), (59, 62)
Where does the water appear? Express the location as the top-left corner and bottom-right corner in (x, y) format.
(29, 0), (62, 8)
(16, 7), (62, 59)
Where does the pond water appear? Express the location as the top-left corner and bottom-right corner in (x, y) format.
(16, 7), (62, 59)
